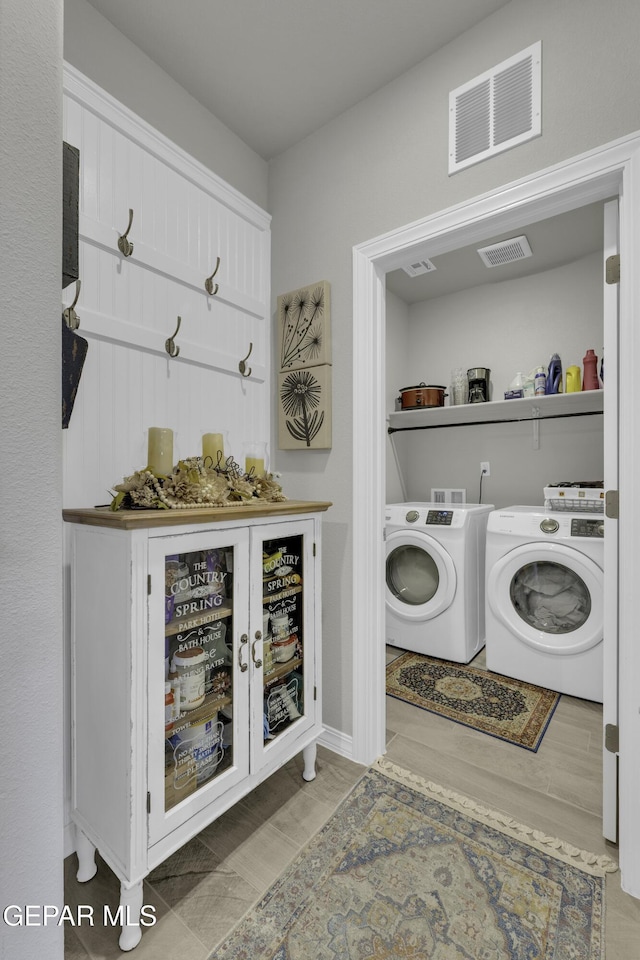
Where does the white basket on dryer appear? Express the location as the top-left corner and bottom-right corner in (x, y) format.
(544, 485), (604, 513)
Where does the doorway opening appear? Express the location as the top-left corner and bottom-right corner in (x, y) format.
(352, 132), (640, 897)
(383, 198), (611, 825)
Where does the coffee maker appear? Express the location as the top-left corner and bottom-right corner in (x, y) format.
(467, 367), (490, 403)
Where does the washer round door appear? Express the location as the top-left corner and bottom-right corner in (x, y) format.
(385, 529), (456, 621)
(487, 542), (603, 654)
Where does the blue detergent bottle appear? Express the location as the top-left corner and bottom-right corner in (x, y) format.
(546, 354), (562, 394)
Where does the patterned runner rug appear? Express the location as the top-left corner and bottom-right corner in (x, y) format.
(386, 651), (560, 751)
(208, 760), (616, 960)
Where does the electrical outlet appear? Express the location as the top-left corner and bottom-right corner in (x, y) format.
(480, 461), (490, 476)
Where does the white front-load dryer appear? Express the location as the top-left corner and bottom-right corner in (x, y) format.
(385, 502), (494, 662)
(485, 506), (604, 701)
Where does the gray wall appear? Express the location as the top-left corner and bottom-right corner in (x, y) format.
(60, 0), (640, 746)
(0, 1), (64, 958)
(394, 253), (604, 508)
(64, 0), (269, 210)
(6, 4), (633, 953)
(269, 0), (640, 737)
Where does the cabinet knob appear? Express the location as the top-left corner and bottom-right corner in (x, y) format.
(252, 632), (263, 668)
(239, 633), (249, 672)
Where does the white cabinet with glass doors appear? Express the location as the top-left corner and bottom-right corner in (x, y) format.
(64, 501), (329, 951)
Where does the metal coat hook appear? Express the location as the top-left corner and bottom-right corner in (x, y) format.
(165, 316), (182, 358)
(117, 208), (135, 257)
(238, 342), (253, 377)
(204, 256), (221, 295)
(63, 280), (82, 330)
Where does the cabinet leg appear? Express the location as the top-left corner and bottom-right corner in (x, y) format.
(302, 741), (317, 782)
(75, 827), (98, 883)
(117, 879), (144, 952)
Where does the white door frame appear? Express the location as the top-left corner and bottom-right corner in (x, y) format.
(602, 198), (620, 842)
(352, 132), (640, 897)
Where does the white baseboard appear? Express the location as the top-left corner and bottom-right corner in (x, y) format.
(318, 724), (353, 760)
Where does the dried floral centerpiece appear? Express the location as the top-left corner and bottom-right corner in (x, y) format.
(110, 451), (286, 511)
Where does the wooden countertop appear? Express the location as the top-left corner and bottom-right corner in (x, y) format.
(63, 499), (332, 530)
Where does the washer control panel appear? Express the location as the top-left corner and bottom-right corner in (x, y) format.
(386, 504), (482, 530)
(571, 518), (605, 538)
(426, 510), (453, 525)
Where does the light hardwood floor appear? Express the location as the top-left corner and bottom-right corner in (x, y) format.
(64, 648), (640, 958)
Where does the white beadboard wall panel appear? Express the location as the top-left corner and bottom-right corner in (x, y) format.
(61, 62), (271, 501)
(63, 330), (270, 506)
(74, 118), (268, 308)
(97, 117), (115, 230)
(77, 212), (265, 318)
(61, 64), (271, 855)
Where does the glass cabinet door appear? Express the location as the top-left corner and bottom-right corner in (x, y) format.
(253, 520), (316, 771)
(148, 527), (249, 845)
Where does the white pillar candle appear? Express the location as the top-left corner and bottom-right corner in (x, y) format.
(242, 441), (268, 478)
(202, 432), (224, 463)
(148, 427), (174, 476)
(245, 456), (265, 477)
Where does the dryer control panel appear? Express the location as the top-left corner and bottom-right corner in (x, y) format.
(426, 510), (453, 525)
(571, 518), (605, 538)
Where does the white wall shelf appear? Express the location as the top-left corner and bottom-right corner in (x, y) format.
(387, 390), (604, 433)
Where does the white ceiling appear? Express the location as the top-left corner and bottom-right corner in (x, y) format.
(83, 0), (511, 159)
(385, 201), (608, 304)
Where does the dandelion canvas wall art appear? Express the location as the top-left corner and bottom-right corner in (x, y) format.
(277, 281), (332, 449)
(278, 364), (332, 449)
(277, 281), (331, 370)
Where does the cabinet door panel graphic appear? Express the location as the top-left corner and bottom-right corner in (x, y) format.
(145, 519), (319, 846)
(164, 545), (234, 811)
(253, 520), (317, 772)
(262, 533), (305, 738)
(148, 527), (249, 844)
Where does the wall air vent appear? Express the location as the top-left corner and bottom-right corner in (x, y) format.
(431, 488), (466, 504)
(402, 257), (436, 278)
(477, 235), (532, 268)
(449, 41), (541, 174)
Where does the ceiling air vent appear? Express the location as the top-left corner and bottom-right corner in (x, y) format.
(477, 235), (532, 268)
(449, 41), (541, 174)
(402, 257), (436, 278)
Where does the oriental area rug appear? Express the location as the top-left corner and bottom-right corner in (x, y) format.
(208, 760), (616, 960)
(386, 651), (560, 751)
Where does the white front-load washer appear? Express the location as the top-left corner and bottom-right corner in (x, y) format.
(485, 506), (604, 702)
(385, 502), (494, 662)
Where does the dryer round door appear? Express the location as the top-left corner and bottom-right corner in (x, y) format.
(487, 542), (603, 654)
(385, 530), (456, 622)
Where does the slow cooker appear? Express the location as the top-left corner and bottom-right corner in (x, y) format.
(398, 383), (447, 409)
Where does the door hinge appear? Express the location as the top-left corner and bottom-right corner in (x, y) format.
(147, 791), (151, 813)
(605, 723), (619, 753)
(313, 542), (317, 557)
(147, 574), (152, 595)
(314, 685), (317, 701)
(605, 254), (620, 284)
(605, 489), (619, 519)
